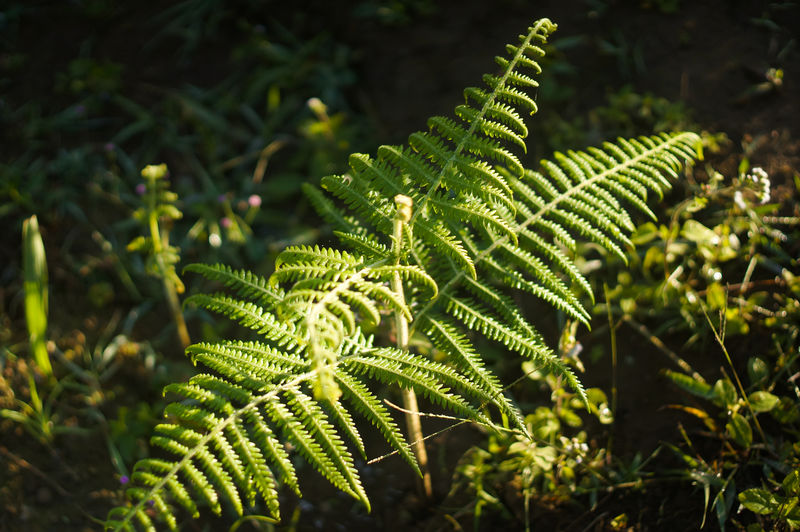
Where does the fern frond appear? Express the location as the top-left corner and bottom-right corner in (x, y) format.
(428, 116), (524, 175)
(494, 241), (589, 324)
(109, 18), (703, 530)
(421, 314), (527, 432)
(455, 104), (527, 152)
(320, 174), (394, 234)
(184, 263), (283, 308)
(274, 245), (364, 271)
(333, 231), (391, 260)
(344, 348), (491, 425)
(364, 265), (438, 298)
(302, 183), (361, 233)
(429, 193), (518, 244)
(323, 391), (366, 459)
(413, 217), (477, 278)
(283, 387), (369, 509)
(442, 295), (548, 362)
(334, 371), (419, 473)
(517, 227), (593, 300)
(186, 293), (299, 347)
(459, 275), (538, 339)
(186, 340), (308, 384)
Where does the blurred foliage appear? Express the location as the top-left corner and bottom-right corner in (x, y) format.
(0, 3), (371, 517)
(595, 146), (800, 530)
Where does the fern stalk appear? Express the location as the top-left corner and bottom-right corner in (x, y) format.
(392, 194), (433, 499)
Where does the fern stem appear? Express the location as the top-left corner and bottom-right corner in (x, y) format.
(393, 194), (433, 499)
(164, 275), (191, 349)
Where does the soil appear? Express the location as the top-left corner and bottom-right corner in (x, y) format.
(1, 1), (798, 531)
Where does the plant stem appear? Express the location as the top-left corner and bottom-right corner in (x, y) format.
(393, 194), (433, 499)
(623, 316), (706, 384)
(159, 229), (191, 350)
(148, 192), (190, 349)
(701, 304), (769, 444)
(603, 284), (617, 462)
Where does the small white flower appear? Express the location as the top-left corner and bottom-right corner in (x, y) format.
(209, 233), (222, 248)
(734, 190), (746, 210)
(743, 167), (771, 204)
(760, 178), (771, 204)
(751, 167), (768, 182)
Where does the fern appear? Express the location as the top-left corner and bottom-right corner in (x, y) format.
(106, 18), (701, 530)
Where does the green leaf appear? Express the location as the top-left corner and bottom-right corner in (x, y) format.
(630, 221), (659, 245)
(747, 391), (779, 413)
(664, 370), (714, 400)
(747, 357), (769, 386)
(715, 480), (736, 532)
(726, 412), (752, 448)
(738, 488), (778, 515)
(23, 215), (52, 377)
(706, 282), (727, 310)
(782, 470), (800, 497)
(712, 379), (738, 409)
(681, 219), (717, 245)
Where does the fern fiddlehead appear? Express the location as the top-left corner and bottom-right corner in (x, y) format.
(106, 18), (701, 530)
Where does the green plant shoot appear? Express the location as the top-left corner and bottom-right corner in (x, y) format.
(23, 214), (52, 378)
(128, 163), (190, 348)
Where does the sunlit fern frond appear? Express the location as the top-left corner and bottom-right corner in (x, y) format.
(270, 245), (437, 400)
(318, 19), (559, 281)
(107, 17), (702, 530)
(105, 317), (504, 530)
(405, 131), (699, 404)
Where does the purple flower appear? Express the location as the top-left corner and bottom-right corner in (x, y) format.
(248, 194), (262, 208)
(135, 183), (147, 195)
(104, 142), (115, 152)
(217, 193), (228, 203)
(120, 475), (130, 485)
(221, 217), (232, 229)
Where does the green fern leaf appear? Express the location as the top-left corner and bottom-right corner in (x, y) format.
(186, 293), (299, 347)
(108, 18), (703, 530)
(334, 370), (419, 473)
(184, 263), (283, 308)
